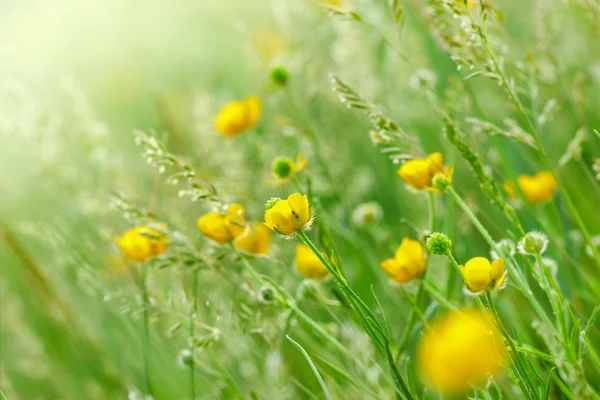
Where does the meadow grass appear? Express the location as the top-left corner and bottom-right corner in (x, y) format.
(1, 0), (600, 399)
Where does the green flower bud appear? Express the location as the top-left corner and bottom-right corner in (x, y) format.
(272, 157), (294, 179)
(270, 66), (289, 86)
(426, 232), (452, 255)
(518, 231), (548, 255)
(431, 172), (452, 192)
(259, 286), (275, 303)
(177, 349), (194, 367)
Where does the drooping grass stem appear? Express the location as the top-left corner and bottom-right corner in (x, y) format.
(140, 263), (152, 396)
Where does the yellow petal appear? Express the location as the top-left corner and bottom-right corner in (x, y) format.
(490, 258), (505, 281)
(287, 193), (310, 228)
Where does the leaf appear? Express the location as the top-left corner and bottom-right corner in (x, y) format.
(287, 335), (332, 400)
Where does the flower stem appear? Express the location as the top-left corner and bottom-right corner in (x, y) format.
(297, 230), (414, 400)
(189, 270), (199, 400)
(472, 13), (600, 268)
(485, 292), (539, 400)
(448, 186), (556, 331)
(140, 263), (152, 396)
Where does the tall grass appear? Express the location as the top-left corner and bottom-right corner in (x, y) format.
(1, 0), (600, 399)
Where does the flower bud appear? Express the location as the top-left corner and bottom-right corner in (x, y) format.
(177, 349), (194, 367)
(518, 231), (548, 255)
(272, 157), (294, 179)
(426, 232), (452, 255)
(431, 172), (452, 192)
(259, 286), (276, 304)
(490, 239), (516, 260)
(270, 66), (289, 86)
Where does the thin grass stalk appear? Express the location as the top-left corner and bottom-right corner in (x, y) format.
(296, 230), (414, 400)
(140, 263), (152, 396)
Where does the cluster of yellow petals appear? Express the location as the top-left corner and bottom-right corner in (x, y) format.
(503, 171), (557, 203)
(214, 96), (261, 136)
(417, 308), (505, 393)
(460, 256), (507, 293)
(380, 238), (426, 283)
(233, 222), (272, 255)
(264, 193), (311, 236)
(294, 244), (329, 279)
(197, 203), (246, 244)
(116, 225), (167, 263)
(397, 152), (452, 191)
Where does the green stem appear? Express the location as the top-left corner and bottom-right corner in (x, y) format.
(473, 14), (600, 268)
(486, 292), (539, 400)
(427, 191), (436, 233)
(296, 230), (414, 400)
(448, 187), (556, 331)
(140, 263), (152, 396)
(0, 389), (8, 400)
(189, 270), (199, 400)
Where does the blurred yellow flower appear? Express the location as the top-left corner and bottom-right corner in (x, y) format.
(234, 222), (272, 255)
(197, 203), (246, 244)
(467, 0), (478, 8)
(269, 152), (307, 186)
(503, 171), (557, 203)
(417, 308), (505, 393)
(380, 238), (426, 283)
(397, 152), (452, 191)
(460, 256), (507, 293)
(264, 193), (312, 236)
(294, 244), (329, 279)
(214, 96), (261, 136)
(115, 225), (167, 263)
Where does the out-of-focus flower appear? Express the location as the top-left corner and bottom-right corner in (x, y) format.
(255, 30), (287, 63)
(270, 66), (289, 87)
(351, 202), (383, 226)
(294, 244), (329, 279)
(460, 256), (507, 293)
(197, 203), (246, 244)
(269, 153), (307, 186)
(518, 231), (549, 255)
(490, 239), (516, 260)
(467, 0), (478, 8)
(397, 152), (452, 191)
(264, 193), (312, 236)
(116, 225), (167, 262)
(234, 222), (272, 255)
(380, 238), (426, 283)
(503, 171), (557, 203)
(417, 308), (505, 393)
(214, 96), (261, 136)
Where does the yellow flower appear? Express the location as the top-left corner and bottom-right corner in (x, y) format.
(214, 96), (261, 136)
(467, 0), (478, 8)
(380, 238), (426, 283)
(269, 152), (307, 186)
(417, 308), (505, 393)
(397, 152), (452, 191)
(460, 256), (507, 293)
(115, 225), (167, 262)
(294, 244), (329, 279)
(503, 171), (557, 203)
(197, 203), (246, 244)
(264, 193), (311, 236)
(234, 222), (272, 255)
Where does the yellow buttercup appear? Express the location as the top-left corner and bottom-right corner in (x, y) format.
(503, 171), (556, 203)
(294, 244), (329, 279)
(460, 256), (507, 293)
(380, 238), (426, 283)
(197, 203), (246, 244)
(234, 222), (272, 255)
(116, 225), (167, 262)
(264, 193), (312, 236)
(214, 96), (261, 136)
